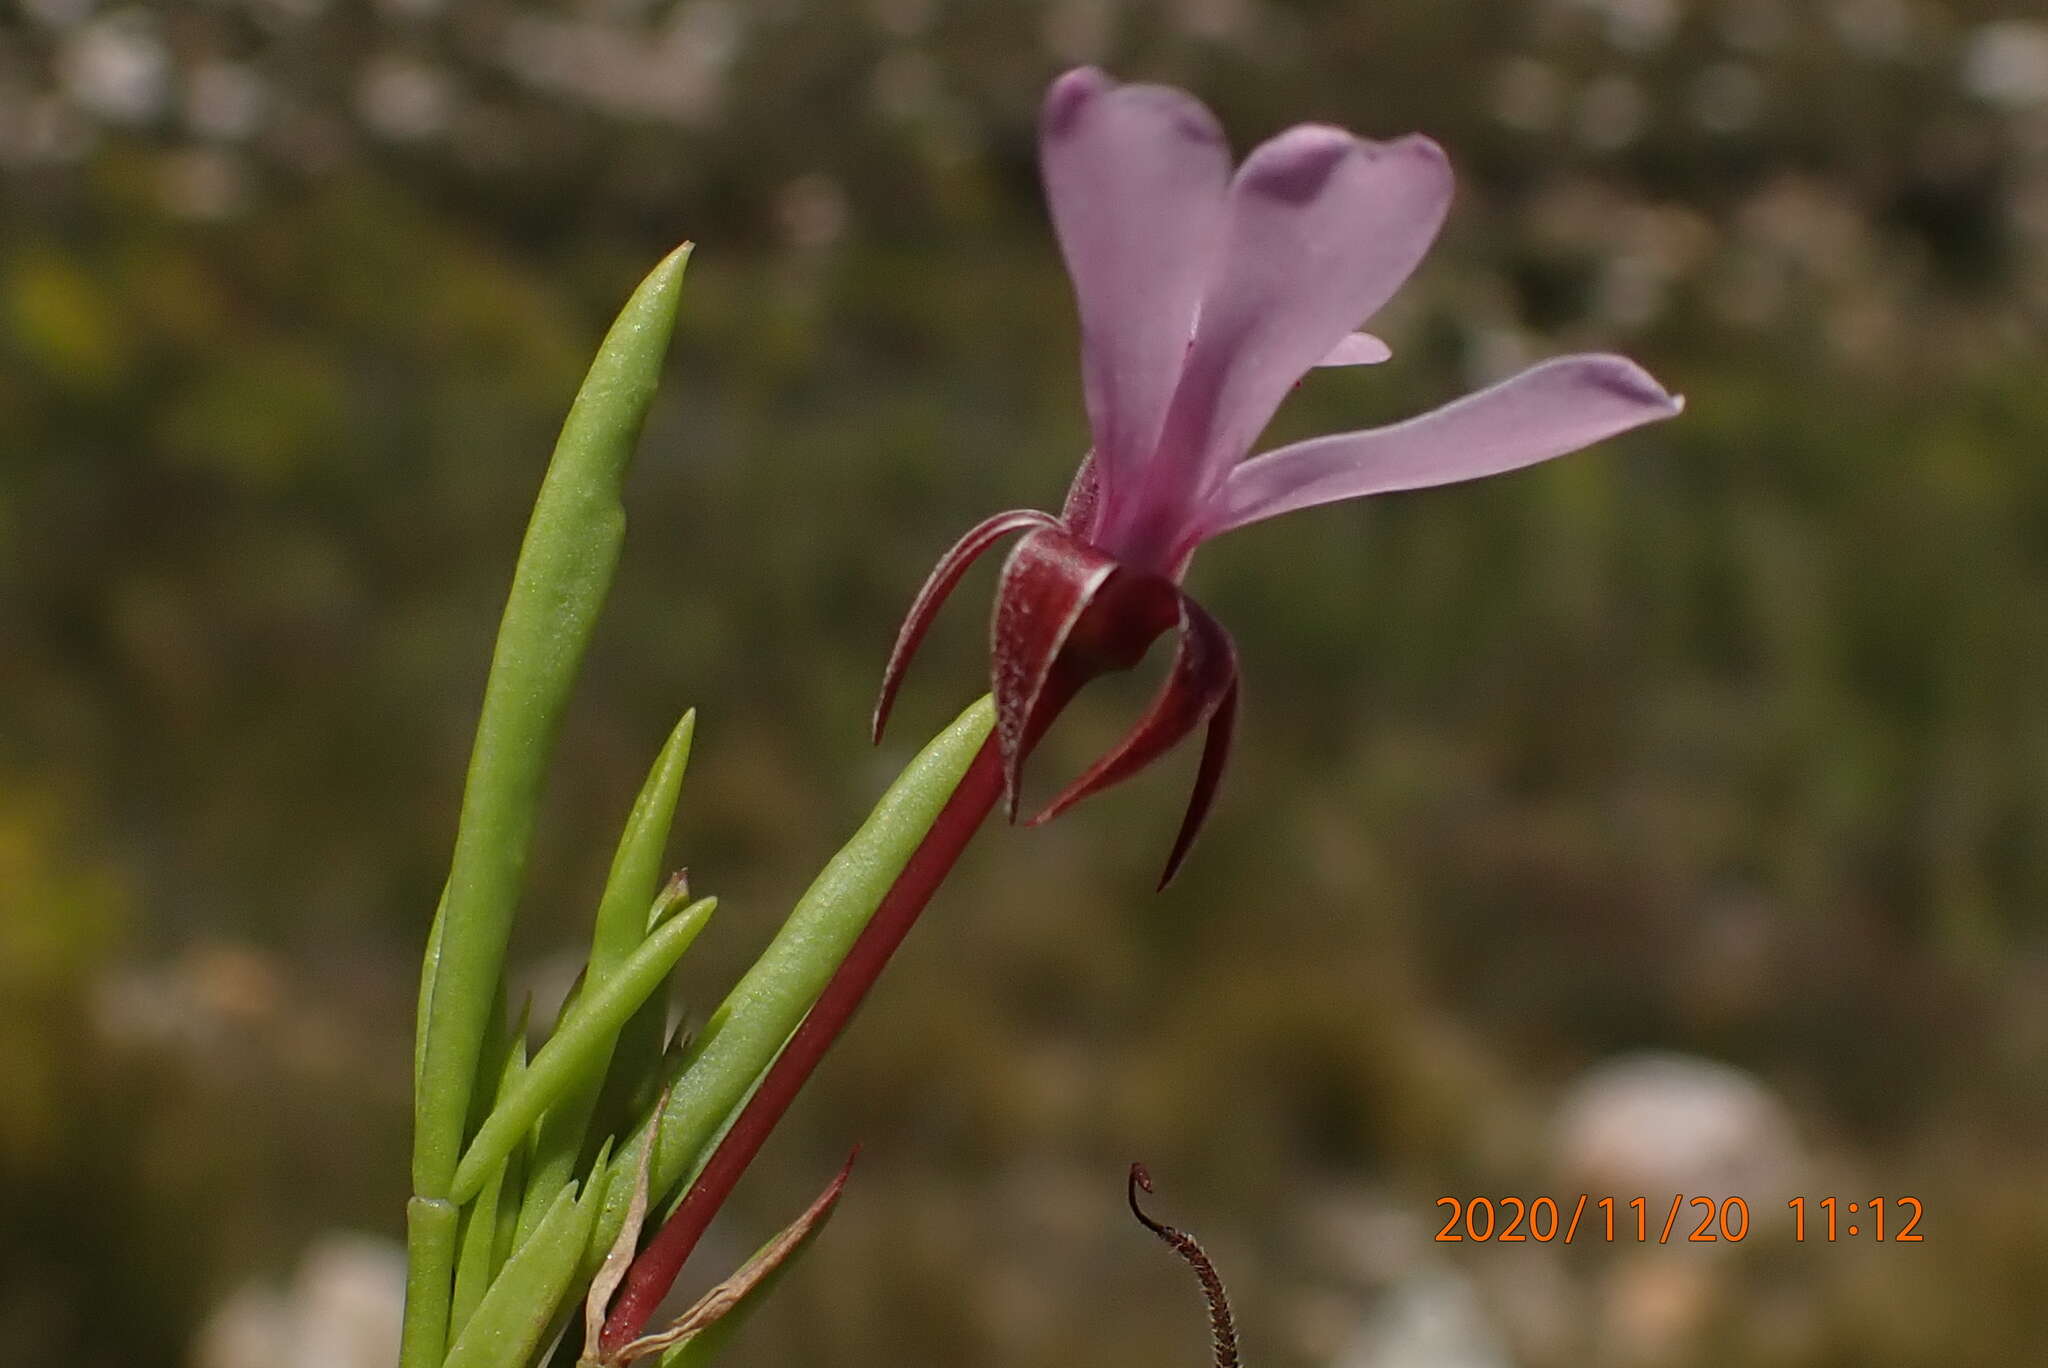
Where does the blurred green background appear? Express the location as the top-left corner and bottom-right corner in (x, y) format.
(4, 1), (2047, 1365)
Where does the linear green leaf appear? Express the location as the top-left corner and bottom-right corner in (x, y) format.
(489, 1129), (528, 1284)
(414, 891), (446, 1102)
(448, 1164), (507, 1349)
(519, 711), (696, 1243)
(413, 243), (692, 1201)
(442, 1143), (611, 1368)
(583, 696), (995, 1261)
(448, 1027), (530, 1348)
(452, 897), (717, 1204)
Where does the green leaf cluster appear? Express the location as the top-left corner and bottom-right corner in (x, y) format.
(400, 245), (994, 1368)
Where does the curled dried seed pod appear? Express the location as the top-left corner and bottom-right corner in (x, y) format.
(1129, 1164), (1240, 1368)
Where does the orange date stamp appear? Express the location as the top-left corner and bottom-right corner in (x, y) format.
(1434, 1195), (1925, 1244)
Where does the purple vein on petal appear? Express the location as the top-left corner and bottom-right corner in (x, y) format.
(1202, 354), (1684, 538)
(1041, 68), (1231, 529)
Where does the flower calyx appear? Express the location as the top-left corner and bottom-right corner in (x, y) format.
(874, 461), (1240, 890)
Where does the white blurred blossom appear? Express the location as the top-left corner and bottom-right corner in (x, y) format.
(0, 95), (94, 165)
(1174, 0), (1252, 42)
(186, 61), (269, 141)
(1962, 21), (2048, 110)
(1831, 0), (1911, 59)
(1333, 1264), (1514, 1368)
(158, 147), (248, 220)
(59, 10), (169, 124)
(1718, 0), (1789, 55)
(357, 55), (454, 140)
(22, 0), (96, 27)
(776, 172), (849, 252)
(871, 48), (940, 123)
(1043, 0), (1117, 64)
(1494, 56), (1564, 133)
(193, 1235), (404, 1368)
(1559, 0), (1681, 54)
(1552, 1051), (1803, 1198)
(500, 1), (740, 125)
(1575, 73), (1649, 152)
(869, 0), (935, 39)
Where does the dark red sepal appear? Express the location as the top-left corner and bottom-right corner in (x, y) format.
(873, 508), (1057, 743)
(1158, 672), (1236, 890)
(1026, 592), (1240, 887)
(990, 527), (1125, 818)
(1059, 451), (1103, 540)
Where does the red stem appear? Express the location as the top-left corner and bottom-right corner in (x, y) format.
(601, 732), (1007, 1352)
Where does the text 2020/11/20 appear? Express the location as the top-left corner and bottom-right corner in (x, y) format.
(1434, 1196), (1926, 1244)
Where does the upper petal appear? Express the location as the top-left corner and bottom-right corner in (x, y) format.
(1111, 126), (1452, 556)
(1041, 68), (1231, 520)
(1201, 354), (1683, 538)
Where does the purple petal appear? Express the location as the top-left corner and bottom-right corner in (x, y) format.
(873, 508), (1057, 743)
(1107, 127), (1452, 561)
(1202, 355), (1684, 538)
(1041, 68), (1231, 525)
(1316, 332), (1392, 367)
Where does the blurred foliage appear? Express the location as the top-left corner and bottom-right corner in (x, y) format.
(3, 1), (2047, 1366)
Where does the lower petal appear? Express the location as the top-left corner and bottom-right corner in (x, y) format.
(1202, 354), (1683, 537)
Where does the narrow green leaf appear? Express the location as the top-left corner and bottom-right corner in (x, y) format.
(442, 1142), (612, 1368)
(448, 1027), (531, 1347)
(520, 712), (696, 1243)
(448, 1165), (506, 1348)
(489, 1123), (528, 1282)
(581, 878), (697, 1169)
(453, 897), (718, 1204)
(592, 713), (696, 974)
(415, 890), (446, 1100)
(414, 243), (692, 1201)
(584, 696), (995, 1262)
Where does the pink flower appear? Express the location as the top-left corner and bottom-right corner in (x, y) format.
(875, 67), (1683, 886)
